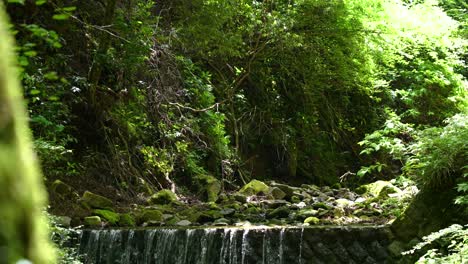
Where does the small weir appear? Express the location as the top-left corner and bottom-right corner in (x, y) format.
(79, 226), (392, 264)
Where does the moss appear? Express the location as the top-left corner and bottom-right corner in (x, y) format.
(84, 216), (102, 227)
(0, 8), (55, 263)
(195, 175), (221, 202)
(81, 191), (113, 209)
(304, 216), (320, 225)
(356, 180), (399, 198)
(93, 209), (120, 225)
(138, 209), (163, 224)
(119, 213), (136, 227)
(50, 179), (73, 196)
(239, 180), (269, 195)
(147, 189), (178, 205)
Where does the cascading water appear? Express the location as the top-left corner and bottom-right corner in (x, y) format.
(79, 226), (392, 264)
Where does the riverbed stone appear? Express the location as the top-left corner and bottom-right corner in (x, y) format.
(267, 206), (290, 219)
(335, 198), (354, 208)
(297, 208), (319, 220)
(176, 220), (192, 226)
(261, 199), (290, 209)
(270, 182), (295, 197)
(220, 208), (235, 216)
(81, 191), (113, 209)
(268, 187), (286, 200)
(147, 189), (178, 205)
(239, 180), (269, 195)
(213, 218), (230, 226)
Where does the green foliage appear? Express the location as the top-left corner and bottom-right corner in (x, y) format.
(403, 224), (468, 263)
(47, 213), (82, 264)
(358, 111), (414, 179)
(405, 112), (468, 188)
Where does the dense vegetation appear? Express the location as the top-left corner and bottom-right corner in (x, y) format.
(1, 0), (467, 262)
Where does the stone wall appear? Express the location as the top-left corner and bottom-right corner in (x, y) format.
(79, 226), (393, 264)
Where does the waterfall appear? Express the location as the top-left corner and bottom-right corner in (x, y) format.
(79, 226), (392, 264)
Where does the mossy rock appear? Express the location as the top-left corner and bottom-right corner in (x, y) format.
(147, 189), (178, 205)
(297, 208), (319, 220)
(270, 182), (295, 197)
(356, 180), (399, 198)
(312, 202), (332, 210)
(119, 213), (136, 227)
(50, 179), (74, 197)
(233, 193), (248, 203)
(138, 209), (163, 224)
(84, 216), (102, 227)
(267, 206), (290, 219)
(268, 187), (286, 200)
(195, 175), (221, 202)
(176, 220), (192, 226)
(290, 195), (301, 203)
(93, 209), (120, 225)
(239, 180), (269, 196)
(166, 216), (181, 226)
(245, 206), (262, 215)
(304, 216), (320, 225)
(81, 191), (113, 209)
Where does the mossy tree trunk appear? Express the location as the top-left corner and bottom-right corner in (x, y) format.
(0, 4), (55, 264)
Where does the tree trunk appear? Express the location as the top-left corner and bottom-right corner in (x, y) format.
(0, 4), (55, 264)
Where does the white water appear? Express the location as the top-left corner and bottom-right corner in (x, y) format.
(79, 227), (305, 264)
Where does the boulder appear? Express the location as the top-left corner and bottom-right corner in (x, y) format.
(356, 181), (400, 198)
(312, 202), (332, 210)
(233, 193), (248, 203)
(267, 206), (290, 219)
(166, 216), (181, 225)
(195, 175), (221, 202)
(50, 180), (74, 197)
(335, 198), (355, 208)
(297, 208), (319, 219)
(147, 189), (178, 205)
(261, 199), (290, 209)
(81, 191), (113, 209)
(213, 218), (230, 226)
(239, 180), (269, 195)
(138, 209), (163, 224)
(268, 187), (286, 200)
(93, 209), (120, 225)
(220, 208), (236, 216)
(270, 182), (295, 197)
(176, 220), (192, 226)
(84, 216), (102, 227)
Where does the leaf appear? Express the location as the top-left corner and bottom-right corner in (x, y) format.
(61, 6), (76, 12)
(35, 0), (47, 5)
(7, 0), (25, 4)
(48, 95), (59, 101)
(52, 14), (70, 20)
(30, 89), (41, 95)
(44, 71), (59, 81)
(23, 50), (37, 57)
